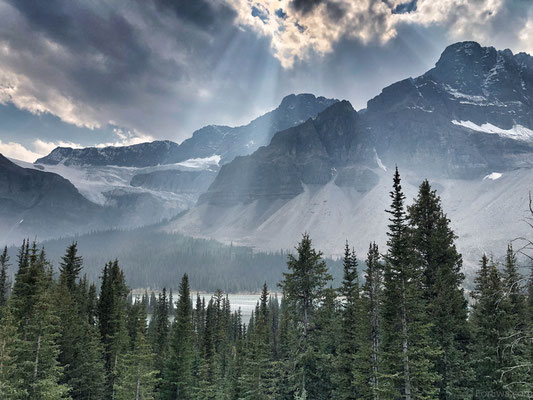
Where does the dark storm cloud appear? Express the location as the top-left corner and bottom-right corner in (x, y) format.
(0, 0), (249, 140)
(290, 0), (325, 15)
(149, 0), (236, 28)
(4, 0), (177, 103)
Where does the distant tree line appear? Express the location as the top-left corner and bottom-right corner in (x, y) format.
(25, 229), (344, 293)
(0, 168), (532, 399)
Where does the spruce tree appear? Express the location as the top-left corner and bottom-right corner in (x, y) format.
(150, 288), (170, 372)
(407, 179), (471, 399)
(0, 246), (10, 308)
(381, 168), (440, 400)
(98, 260), (129, 398)
(114, 303), (159, 400)
(470, 255), (508, 398)
(278, 233), (333, 398)
(499, 245), (529, 395)
(9, 267), (71, 399)
(335, 242), (361, 400)
(0, 307), (17, 398)
(59, 242), (83, 294)
(240, 283), (276, 400)
(161, 274), (196, 399)
(360, 242), (383, 400)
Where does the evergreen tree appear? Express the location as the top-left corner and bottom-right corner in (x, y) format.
(0, 246), (10, 308)
(335, 242), (361, 400)
(470, 255), (508, 398)
(98, 260), (129, 398)
(0, 307), (18, 398)
(527, 263), (533, 391)
(114, 304), (159, 400)
(161, 274), (196, 399)
(407, 180), (471, 399)
(278, 233), (333, 398)
(381, 168), (440, 400)
(240, 283), (276, 400)
(150, 288), (170, 372)
(360, 242), (383, 400)
(59, 243), (83, 294)
(9, 267), (71, 399)
(499, 245), (529, 395)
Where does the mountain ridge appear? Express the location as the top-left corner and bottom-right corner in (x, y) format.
(36, 93), (339, 168)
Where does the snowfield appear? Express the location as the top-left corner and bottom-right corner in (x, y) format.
(452, 120), (533, 142)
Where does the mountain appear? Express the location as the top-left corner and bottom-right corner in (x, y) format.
(166, 42), (533, 270)
(366, 41), (533, 178)
(36, 140), (180, 168)
(198, 100), (377, 207)
(0, 154), (104, 243)
(36, 94), (338, 167)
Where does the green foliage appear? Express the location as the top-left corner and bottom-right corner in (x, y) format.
(114, 303), (159, 400)
(0, 246), (10, 308)
(408, 180), (472, 399)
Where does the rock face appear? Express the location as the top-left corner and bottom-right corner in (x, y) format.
(0, 154), (104, 243)
(36, 94), (338, 167)
(199, 101), (377, 206)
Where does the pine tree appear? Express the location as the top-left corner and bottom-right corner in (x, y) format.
(0, 307), (18, 398)
(278, 233), (333, 398)
(9, 267), (71, 399)
(470, 255), (508, 398)
(360, 242), (383, 400)
(335, 242), (361, 400)
(240, 283), (276, 400)
(381, 168), (440, 400)
(407, 179), (471, 399)
(10, 240), (42, 330)
(161, 274), (196, 399)
(98, 260), (129, 398)
(114, 304), (159, 400)
(150, 288), (170, 374)
(499, 245), (529, 395)
(527, 263), (533, 391)
(0, 246), (10, 308)
(59, 243), (83, 294)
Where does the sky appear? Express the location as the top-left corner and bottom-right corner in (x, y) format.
(0, 0), (532, 162)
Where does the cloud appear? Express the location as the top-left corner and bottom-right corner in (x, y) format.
(33, 139), (82, 155)
(227, 0), (530, 68)
(93, 128), (154, 148)
(0, 0), (531, 148)
(0, 139), (41, 162)
(0, 127), (153, 163)
(519, 16), (533, 54)
(0, 0), (240, 139)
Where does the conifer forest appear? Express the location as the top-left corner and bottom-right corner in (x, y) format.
(0, 169), (532, 400)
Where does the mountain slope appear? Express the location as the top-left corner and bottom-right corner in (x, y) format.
(0, 154), (104, 243)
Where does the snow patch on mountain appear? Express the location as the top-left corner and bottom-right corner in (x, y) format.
(452, 120), (533, 142)
(176, 155), (221, 169)
(374, 150), (387, 171)
(483, 172), (502, 180)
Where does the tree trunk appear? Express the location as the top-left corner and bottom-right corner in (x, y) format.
(135, 366), (140, 400)
(371, 283), (380, 400)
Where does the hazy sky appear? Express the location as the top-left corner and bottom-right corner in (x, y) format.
(1, 0), (532, 161)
